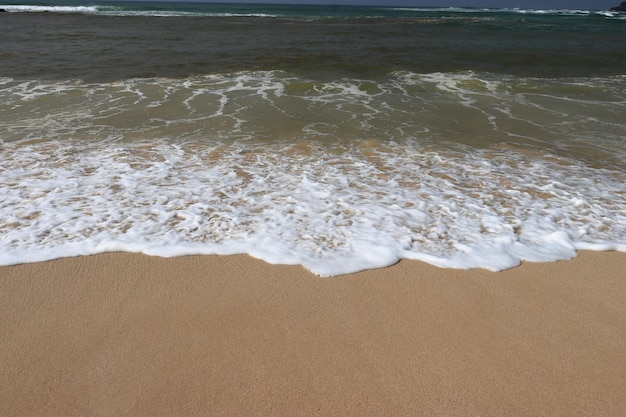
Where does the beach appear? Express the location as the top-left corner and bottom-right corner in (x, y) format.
(1, 4), (625, 415)
(1, 251), (625, 416)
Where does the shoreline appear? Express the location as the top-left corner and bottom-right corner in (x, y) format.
(1, 251), (625, 416)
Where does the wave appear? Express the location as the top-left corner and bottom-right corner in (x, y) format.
(1, 3), (619, 18)
(1, 135), (624, 276)
(1, 71), (624, 275)
(391, 7), (619, 16)
(0, 4), (280, 17)
(0, 4), (100, 13)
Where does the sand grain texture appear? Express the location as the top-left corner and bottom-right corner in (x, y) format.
(1, 252), (625, 416)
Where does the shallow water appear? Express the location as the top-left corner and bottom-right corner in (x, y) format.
(1, 3), (625, 275)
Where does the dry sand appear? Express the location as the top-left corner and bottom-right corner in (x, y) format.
(1, 251), (625, 416)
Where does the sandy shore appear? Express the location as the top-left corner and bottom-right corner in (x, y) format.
(1, 251), (625, 417)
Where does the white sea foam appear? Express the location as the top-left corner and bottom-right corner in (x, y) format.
(0, 4), (280, 17)
(390, 7), (613, 16)
(2, 4), (614, 18)
(1, 138), (624, 276)
(0, 4), (99, 13)
(1, 71), (625, 275)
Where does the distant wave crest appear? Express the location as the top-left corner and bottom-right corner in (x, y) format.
(1, 3), (619, 18)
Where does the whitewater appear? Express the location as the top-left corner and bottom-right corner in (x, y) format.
(1, 3), (625, 275)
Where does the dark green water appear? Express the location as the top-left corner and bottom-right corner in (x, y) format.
(1, 2), (625, 81)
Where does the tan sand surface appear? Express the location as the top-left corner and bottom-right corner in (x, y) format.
(1, 251), (625, 416)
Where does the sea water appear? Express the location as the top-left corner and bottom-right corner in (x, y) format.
(1, 2), (625, 275)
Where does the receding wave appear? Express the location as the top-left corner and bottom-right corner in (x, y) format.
(1, 71), (624, 275)
(1, 136), (624, 276)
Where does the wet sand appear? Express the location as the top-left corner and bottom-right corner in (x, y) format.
(1, 251), (625, 416)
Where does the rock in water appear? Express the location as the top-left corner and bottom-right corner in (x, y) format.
(610, 2), (626, 11)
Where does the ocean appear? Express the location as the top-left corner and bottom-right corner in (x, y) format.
(1, 1), (625, 275)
